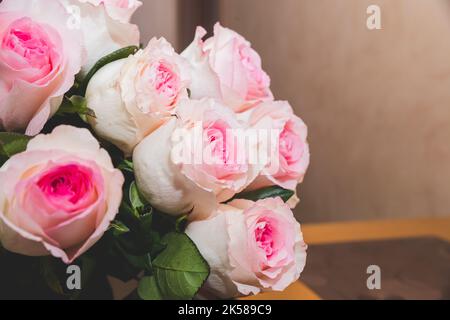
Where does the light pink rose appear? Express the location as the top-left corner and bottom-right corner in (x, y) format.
(133, 98), (262, 220)
(244, 101), (310, 192)
(80, 0), (142, 23)
(186, 197), (307, 298)
(182, 23), (274, 113)
(0, 0), (84, 135)
(61, 0), (140, 75)
(86, 37), (190, 154)
(0, 126), (124, 264)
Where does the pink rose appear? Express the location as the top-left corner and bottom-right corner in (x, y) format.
(182, 23), (274, 112)
(133, 98), (261, 220)
(0, 0), (84, 135)
(86, 37), (190, 154)
(186, 197), (307, 298)
(0, 126), (124, 264)
(245, 101), (310, 192)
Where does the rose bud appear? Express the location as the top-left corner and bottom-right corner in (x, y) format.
(0, 126), (124, 264)
(186, 197), (307, 298)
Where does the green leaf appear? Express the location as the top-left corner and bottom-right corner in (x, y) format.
(0, 132), (31, 158)
(120, 201), (140, 219)
(39, 257), (66, 296)
(138, 276), (163, 300)
(153, 232), (209, 300)
(78, 46), (139, 96)
(56, 96), (95, 119)
(175, 215), (188, 233)
(70, 255), (96, 300)
(129, 181), (145, 210)
(118, 159), (134, 173)
(140, 211), (153, 232)
(230, 186), (295, 203)
(116, 242), (152, 272)
(110, 220), (130, 237)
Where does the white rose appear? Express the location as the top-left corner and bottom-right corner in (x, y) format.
(79, 0), (142, 23)
(133, 99), (263, 220)
(86, 38), (191, 155)
(61, 0), (140, 75)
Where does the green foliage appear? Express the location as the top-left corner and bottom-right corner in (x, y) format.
(78, 46), (139, 96)
(230, 185), (295, 203)
(56, 96), (95, 121)
(138, 276), (163, 300)
(0, 132), (31, 157)
(152, 233), (209, 300)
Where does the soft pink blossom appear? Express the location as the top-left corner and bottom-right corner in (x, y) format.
(0, 0), (84, 135)
(133, 98), (262, 220)
(186, 197), (307, 298)
(86, 37), (190, 154)
(182, 23), (273, 112)
(244, 101), (310, 192)
(0, 126), (124, 264)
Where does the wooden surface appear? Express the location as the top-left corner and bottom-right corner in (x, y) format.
(241, 217), (450, 300)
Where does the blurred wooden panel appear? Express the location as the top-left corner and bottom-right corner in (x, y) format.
(302, 217), (450, 244)
(241, 281), (321, 301)
(218, 0), (450, 222)
(241, 217), (450, 300)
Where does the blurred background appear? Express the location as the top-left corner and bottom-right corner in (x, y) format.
(134, 0), (450, 223)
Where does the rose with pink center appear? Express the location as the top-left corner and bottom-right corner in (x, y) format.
(0, 126), (124, 264)
(36, 164), (96, 213)
(133, 99), (261, 220)
(182, 23), (274, 113)
(0, 0), (83, 134)
(279, 120), (305, 166)
(202, 118), (248, 181)
(186, 198), (307, 298)
(243, 100), (310, 194)
(255, 218), (275, 258)
(86, 37), (190, 155)
(1, 18), (58, 84)
(141, 60), (181, 112)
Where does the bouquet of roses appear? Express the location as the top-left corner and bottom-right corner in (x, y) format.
(0, 0), (310, 300)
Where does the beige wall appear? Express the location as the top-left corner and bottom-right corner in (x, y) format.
(219, 0), (450, 222)
(132, 0), (179, 48)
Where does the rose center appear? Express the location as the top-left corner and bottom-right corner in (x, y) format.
(37, 164), (94, 206)
(147, 61), (180, 104)
(202, 120), (246, 179)
(255, 220), (274, 258)
(2, 17), (56, 78)
(279, 122), (303, 164)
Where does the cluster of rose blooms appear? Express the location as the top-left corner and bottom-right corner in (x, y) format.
(0, 0), (310, 298)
